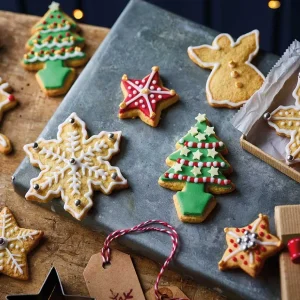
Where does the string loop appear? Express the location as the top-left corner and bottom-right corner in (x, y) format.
(101, 220), (188, 300)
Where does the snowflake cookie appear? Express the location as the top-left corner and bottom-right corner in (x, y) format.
(119, 66), (179, 127)
(0, 207), (43, 280)
(24, 113), (128, 221)
(0, 78), (17, 154)
(265, 105), (300, 165)
(218, 214), (283, 277)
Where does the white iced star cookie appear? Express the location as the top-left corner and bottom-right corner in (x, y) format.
(0, 207), (43, 280)
(195, 132), (206, 141)
(23, 113), (128, 221)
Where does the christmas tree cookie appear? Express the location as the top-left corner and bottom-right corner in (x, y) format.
(158, 113), (235, 223)
(119, 66), (179, 127)
(0, 78), (17, 154)
(188, 30), (265, 108)
(0, 207), (43, 280)
(22, 2), (87, 96)
(219, 214), (283, 277)
(24, 113), (128, 221)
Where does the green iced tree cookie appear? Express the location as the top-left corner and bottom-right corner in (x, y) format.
(22, 1), (87, 96)
(159, 113), (235, 223)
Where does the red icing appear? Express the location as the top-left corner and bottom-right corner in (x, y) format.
(241, 229), (245, 233)
(240, 255), (244, 259)
(43, 21), (47, 24)
(119, 68), (176, 119)
(50, 15), (54, 18)
(261, 246), (267, 252)
(232, 257), (237, 262)
(248, 225), (252, 229)
(230, 239), (234, 243)
(229, 249), (233, 253)
(8, 95), (15, 102)
(243, 261), (248, 265)
(256, 257), (261, 262)
(235, 228), (240, 232)
(58, 15), (61, 18)
(259, 232), (264, 237)
(255, 250), (260, 255)
(62, 19), (66, 23)
(54, 22), (57, 26)
(66, 32), (70, 37)
(58, 34), (62, 38)
(266, 234), (271, 239)
(37, 35), (41, 39)
(260, 224), (266, 229)
(233, 243), (238, 248)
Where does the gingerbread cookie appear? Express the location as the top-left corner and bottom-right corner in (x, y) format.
(188, 30), (265, 108)
(219, 214), (283, 277)
(0, 78), (17, 154)
(158, 113), (235, 223)
(24, 112), (128, 221)
(21, 2), (87, 96)
(0, 207), (43, 280)
(119, 66), (179, 127)
(265, 105), (300, 164)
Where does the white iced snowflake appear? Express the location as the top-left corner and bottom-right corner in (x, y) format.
(24, 113), (128, 220)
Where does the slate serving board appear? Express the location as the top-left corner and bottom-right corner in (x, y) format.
(13, 1), (299, 299)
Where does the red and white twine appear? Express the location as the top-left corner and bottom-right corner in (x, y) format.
(101, 220), (188, 300)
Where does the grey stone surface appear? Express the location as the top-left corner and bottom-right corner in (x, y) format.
(13, 1), (298, 299)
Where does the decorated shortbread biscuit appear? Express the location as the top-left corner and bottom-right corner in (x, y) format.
(119, 66), (179, 127)
(0, 207), (43, 280)
(0, 78), (17, 154)
(188, 30), (265, 108)
(265, 105), (300, 164)
(21, 2), (87, 96)
(219, 214), (283, 277)
(24, 113), (128, 221)
(158, 113), (235, 223)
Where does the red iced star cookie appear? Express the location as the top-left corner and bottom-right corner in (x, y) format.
(218, 214), (283, 277)
(119, 66), (179, 127)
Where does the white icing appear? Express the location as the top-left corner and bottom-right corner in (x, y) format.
(24, 50), (84, 63)
(268, 105), (300, 164)
(34, 39), (74, 49)
(24, 112), (127, 220)
(188, 30), (265, 107)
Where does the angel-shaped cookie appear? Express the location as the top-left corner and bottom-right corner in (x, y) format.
(0, 78), (17, 154)
(188, 30), (265, 108)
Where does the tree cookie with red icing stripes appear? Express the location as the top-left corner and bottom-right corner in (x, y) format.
(158, 113), (235, 223)
(218, 214), (283, 277)
(0, 78), (17, 154)
(119, 66), (179, 127)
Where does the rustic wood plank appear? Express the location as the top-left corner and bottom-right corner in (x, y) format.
(0, 11), (223, 299)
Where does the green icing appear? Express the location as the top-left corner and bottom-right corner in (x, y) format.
(176, 182), (213, 216)
(37, 60), (71, 89)
(160, 117), (233, 217)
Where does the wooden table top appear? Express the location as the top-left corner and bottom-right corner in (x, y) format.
(0, 10), (223, 299)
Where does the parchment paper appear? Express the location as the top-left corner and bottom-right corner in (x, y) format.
(232, 40), (300, 171)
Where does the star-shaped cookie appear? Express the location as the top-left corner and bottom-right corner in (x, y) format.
(218, 214), (283, 277)
(119, 66), (179, 127)
(0, 78), (17, 154)
(0, 207), (43, 280)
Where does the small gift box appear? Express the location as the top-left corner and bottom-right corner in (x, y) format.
(232, 41), (300, 182)
(275, 205), (300, 300)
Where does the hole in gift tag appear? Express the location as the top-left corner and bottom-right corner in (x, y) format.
(102, 261), (111, 269)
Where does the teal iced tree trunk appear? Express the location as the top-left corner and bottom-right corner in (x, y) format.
(160, 114), (233, 218)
